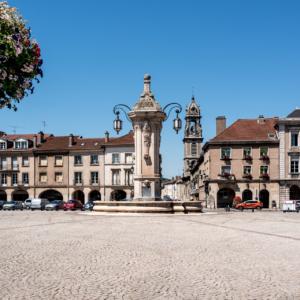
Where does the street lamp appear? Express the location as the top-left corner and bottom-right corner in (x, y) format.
(113, 102), (182, 134)
(113, 104), (131, 134)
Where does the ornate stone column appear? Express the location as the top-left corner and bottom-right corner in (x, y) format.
(128, 75), (166, 201)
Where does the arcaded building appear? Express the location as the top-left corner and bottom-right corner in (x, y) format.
(196, 116), (280, 208)
(0, 131), (134, 203)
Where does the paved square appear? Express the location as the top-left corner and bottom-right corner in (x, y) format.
(0, 211), (300, 299)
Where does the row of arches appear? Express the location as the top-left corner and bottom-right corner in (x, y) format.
(0, 189), (129, 203)
(217, 188), (270, 208)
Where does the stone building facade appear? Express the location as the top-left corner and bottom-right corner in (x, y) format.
(195, 116), (280, 208)
(278, 109), (300, 204)
(0, 131), (134, 203)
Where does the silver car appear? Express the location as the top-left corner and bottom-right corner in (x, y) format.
(3, 201), (24, 211)
(45, 200), (64, 211)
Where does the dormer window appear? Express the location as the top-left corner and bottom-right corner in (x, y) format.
(0, 139), (6, 150)
(15, 139), (28, 149)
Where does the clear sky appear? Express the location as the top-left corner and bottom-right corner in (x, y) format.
(4, 0), (300, 178)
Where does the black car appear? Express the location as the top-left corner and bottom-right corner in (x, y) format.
(83, 202), (94, 211)
(296, 201), (300, 213)
(0, 200), (7, 210)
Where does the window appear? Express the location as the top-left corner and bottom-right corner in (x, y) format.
(74, 172), (82, 184)
(90, 155), (99, 165)
(12, 173), (18, 185)
(260, 147), (268, 157)
(221, 147), (231, 159)
(55, 155), (63, 166)
(112, 153), (120, 164)
(191, 143), (197, 157)
(0, 140), (6, 150)
(243, 166), (252, 175)
(112, 170), (120, 185)
(55, 172), (63, 183)
(0, 157), (7, 170)
(74, 155), (82, 166)
(39, 172), (47, 183)
(221, 166), (231, 175)
(243, 147), (252, 158)
(39, 155), (47, 167)
(291, 132), (299, 147)
(15, 139), (28, 149)
(12, 157), (18, 170)
(260, 166), (269, 175)
(22, 173), (29, 185)
(291, 158), (299, 174)
(22, 156), (29, 167)
(1, 173), (7, 185)
(125, 169), (133, 186)
(125, 153), (133, 164)
(91, 172), (98, 184)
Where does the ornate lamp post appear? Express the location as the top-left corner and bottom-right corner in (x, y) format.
(112, 74), (182, 201)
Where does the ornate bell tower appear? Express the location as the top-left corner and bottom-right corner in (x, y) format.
(183, 96), (203, 177)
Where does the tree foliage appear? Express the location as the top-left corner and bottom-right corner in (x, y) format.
(0, 1), (43, 110)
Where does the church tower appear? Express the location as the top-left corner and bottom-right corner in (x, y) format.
(183, 96), (203, 177)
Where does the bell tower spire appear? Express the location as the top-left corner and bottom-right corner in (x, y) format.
(183, 96), (203, 177)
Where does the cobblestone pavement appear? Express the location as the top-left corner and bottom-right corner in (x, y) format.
(0, 211), (300, 300)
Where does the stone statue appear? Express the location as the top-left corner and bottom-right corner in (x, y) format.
(143, 121), (151, 159)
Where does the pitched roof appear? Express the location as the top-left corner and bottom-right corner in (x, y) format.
(209, 118), (278, 144)
(0, 133), (49, 141)
(36, 131), (134, 152)
(287, 109), (300, 118)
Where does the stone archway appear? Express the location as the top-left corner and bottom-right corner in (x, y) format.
(89, 190), (101, 202)
(0, 190), (7, 201)
(290, 185), (300, 200)
(73, 190), (85, 204)
(259, 189), (269, 208)
(111, 190), (127, 201)
(242, 189), (253, 201)
(12, 190), (29, 202)
(39, 189), (63, 201)
(217, 188), (235, 208)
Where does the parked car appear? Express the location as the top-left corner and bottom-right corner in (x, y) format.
(236, 200), (263, 211)
(0, 200), (7, 210)
(296, 201), (300, 212)
(24, 198), (32, 210)
(45, 200), (64, 211)
(63, 200), (83, 211)
(83, 201), (94, 211)
(3, 201), (24, 211)
(30, 198), (49, 211)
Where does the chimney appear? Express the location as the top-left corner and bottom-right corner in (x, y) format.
(257, 115), (266, 124)
(33, 135), (37, 148)
(216, 116), (226, 136)
(105, 131), (110, 142)
(38, 131), (45, 144)
(69, 134), (74, 147)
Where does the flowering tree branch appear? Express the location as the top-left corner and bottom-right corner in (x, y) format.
(0, 2), (43, 110)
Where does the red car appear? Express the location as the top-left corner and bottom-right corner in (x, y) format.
(236, 200), (263, 210)
(63, 200), (83, 211)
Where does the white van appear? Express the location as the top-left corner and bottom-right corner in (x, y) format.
(30, 198), (49, 210)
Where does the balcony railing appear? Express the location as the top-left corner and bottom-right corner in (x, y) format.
(243, 155), (252, 161)
(260, 154), (270, 161)
(260, 173), (270, 180)
(218, 173), (235, 181)
(242, 174), (253, 180)
(221, 155), (231, 161)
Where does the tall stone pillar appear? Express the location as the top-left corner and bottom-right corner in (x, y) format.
(128, 74), (166, 201)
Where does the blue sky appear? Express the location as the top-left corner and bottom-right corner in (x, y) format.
(4, 0), (300, 178)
